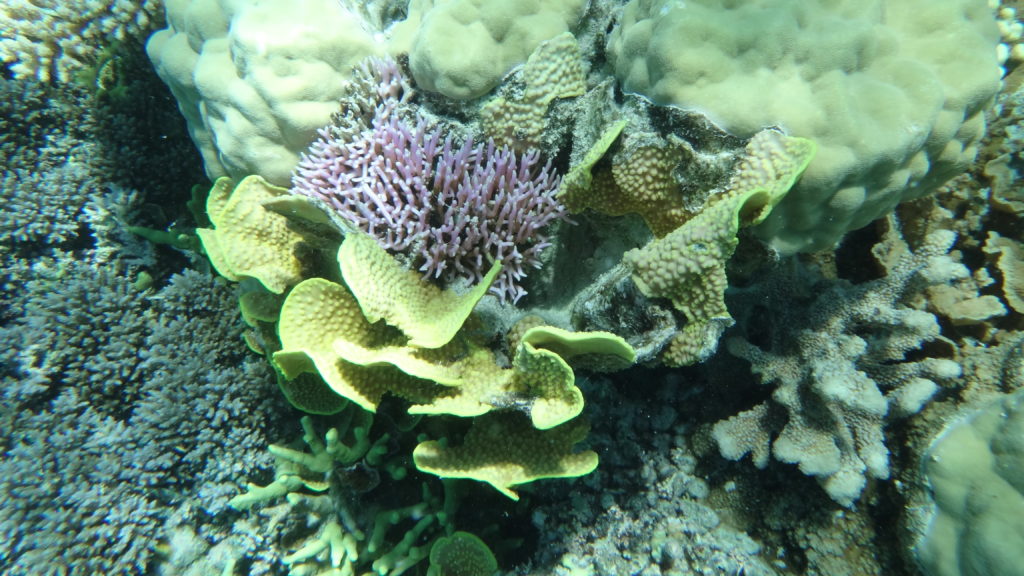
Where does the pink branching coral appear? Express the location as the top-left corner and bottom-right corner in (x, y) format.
(291, 58), (566, 303)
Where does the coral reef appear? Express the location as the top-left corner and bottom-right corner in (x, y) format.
(607, 0), (1003, 253)
(715, 222), (965, 506)
(0, 0), (163, 82)
(292, 57), (568, 303)
(2, 1), (1019, 575)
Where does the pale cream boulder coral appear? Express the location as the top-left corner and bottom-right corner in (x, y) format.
(393, 0), (589, 100)
(146, 0), (383, 186)
(916, 388), (1024, 576)
(606, 0), (1002, 253)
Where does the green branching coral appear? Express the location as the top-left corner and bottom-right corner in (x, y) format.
(228, 411), (462, 576)
(229, 412), (387, 510)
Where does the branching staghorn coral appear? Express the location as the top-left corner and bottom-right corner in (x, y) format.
(291, 57), (568, 304)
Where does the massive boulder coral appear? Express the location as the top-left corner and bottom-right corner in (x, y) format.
(146, 0), (383, 186)
(392, 0), (590, 100)
(607, 0), (1002, 253)
(714, 223), (965, 506)
(915, 388), (1024, 576)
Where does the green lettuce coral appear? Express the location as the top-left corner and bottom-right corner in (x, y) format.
(624, 130), (817, 365)
(196, 176), (636, 497)
(197, 176), (325, 294)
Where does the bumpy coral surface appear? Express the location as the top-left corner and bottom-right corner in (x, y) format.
(607, 0), (1002, 253)
(395, 0), (589, 100)
(146, 0), (381, 185)
(0, 0), (161, 82)
(916, 388), (1024, 576)
(716, 226), (965, 506)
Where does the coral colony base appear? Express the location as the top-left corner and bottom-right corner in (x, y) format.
(1, 0), (1023, 575)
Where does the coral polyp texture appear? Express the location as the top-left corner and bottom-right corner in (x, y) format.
(717, 223), (966, 506)
(607, 0), (1002, 253)
(291, 58), (567, 303)
(0, 0), (162, 82)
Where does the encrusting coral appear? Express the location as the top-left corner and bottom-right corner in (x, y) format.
(562, 131), (691, 237)
(428, 531), (498, 576)
(984, 231), (1024, 313)
(413, 412), (598, 501)
(480, 32), (587, 151)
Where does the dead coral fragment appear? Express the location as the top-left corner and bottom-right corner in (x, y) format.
(984, 231), (1024, 313)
